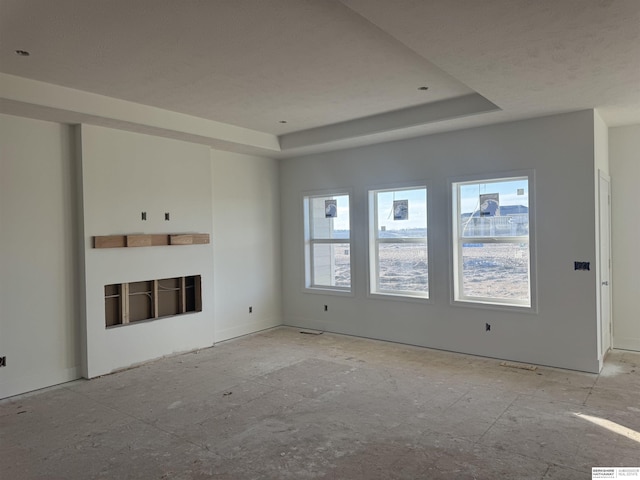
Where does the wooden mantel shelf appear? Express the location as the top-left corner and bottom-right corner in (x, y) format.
(93, 233), (210, 249)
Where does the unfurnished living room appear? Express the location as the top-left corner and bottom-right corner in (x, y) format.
(1, 1), (639, 479)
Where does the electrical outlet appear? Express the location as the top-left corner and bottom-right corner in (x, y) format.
(141, 211), (147, 221)
(0, 356), (6, 367)
(324, 305), (328, 312)
(249, 306), (253, 313)
(485, 323), (491, 332)
(165, 212), (170, 221)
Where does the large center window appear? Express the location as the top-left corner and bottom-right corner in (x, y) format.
(303, 192), (352, 293)
(369, 186), (428, 299)
(452, 174), (534, 308)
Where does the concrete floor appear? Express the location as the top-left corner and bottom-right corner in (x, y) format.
(1, 327), (639, 479)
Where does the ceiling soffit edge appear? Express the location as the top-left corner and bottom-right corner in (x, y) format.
(279, 94), (500, 150)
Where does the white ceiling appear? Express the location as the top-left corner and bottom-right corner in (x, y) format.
(1, 0), (639, 158)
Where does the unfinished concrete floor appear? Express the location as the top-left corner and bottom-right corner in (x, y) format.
(1, 327), (639, 479)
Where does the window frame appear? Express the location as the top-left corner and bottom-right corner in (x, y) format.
(302, 189), (354, 295)
(450, 171), (537, 312)
(368, 182), (431, 302)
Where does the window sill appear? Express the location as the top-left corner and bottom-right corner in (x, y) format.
(451, 298), (537, 314)
(368, 291), (432, 304)
(303, 286), (354, 297)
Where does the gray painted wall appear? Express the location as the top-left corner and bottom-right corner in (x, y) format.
(279, 110), (600, 372)
(610, 125), (640, 352)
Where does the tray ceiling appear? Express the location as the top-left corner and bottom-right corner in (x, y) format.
(1, 0), (638, 157)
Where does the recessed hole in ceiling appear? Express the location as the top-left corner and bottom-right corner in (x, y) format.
(279, 120), (288, 124)
(15, 50), (30, 56)
(418, 86), (429, 91)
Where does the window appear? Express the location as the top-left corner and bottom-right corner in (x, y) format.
(369, 186), (428, 299)
(452, 175), (533, 308)
(303, 193), (352, 292)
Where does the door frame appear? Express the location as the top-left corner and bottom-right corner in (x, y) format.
(597, 170), (612, 360)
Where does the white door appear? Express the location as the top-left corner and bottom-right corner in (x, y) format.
(599, 173), (612, 356)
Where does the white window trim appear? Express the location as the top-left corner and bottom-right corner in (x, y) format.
(449, 171), (538, 312)
(368, 182), (431, 302)
(302, 189), (354, 296)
